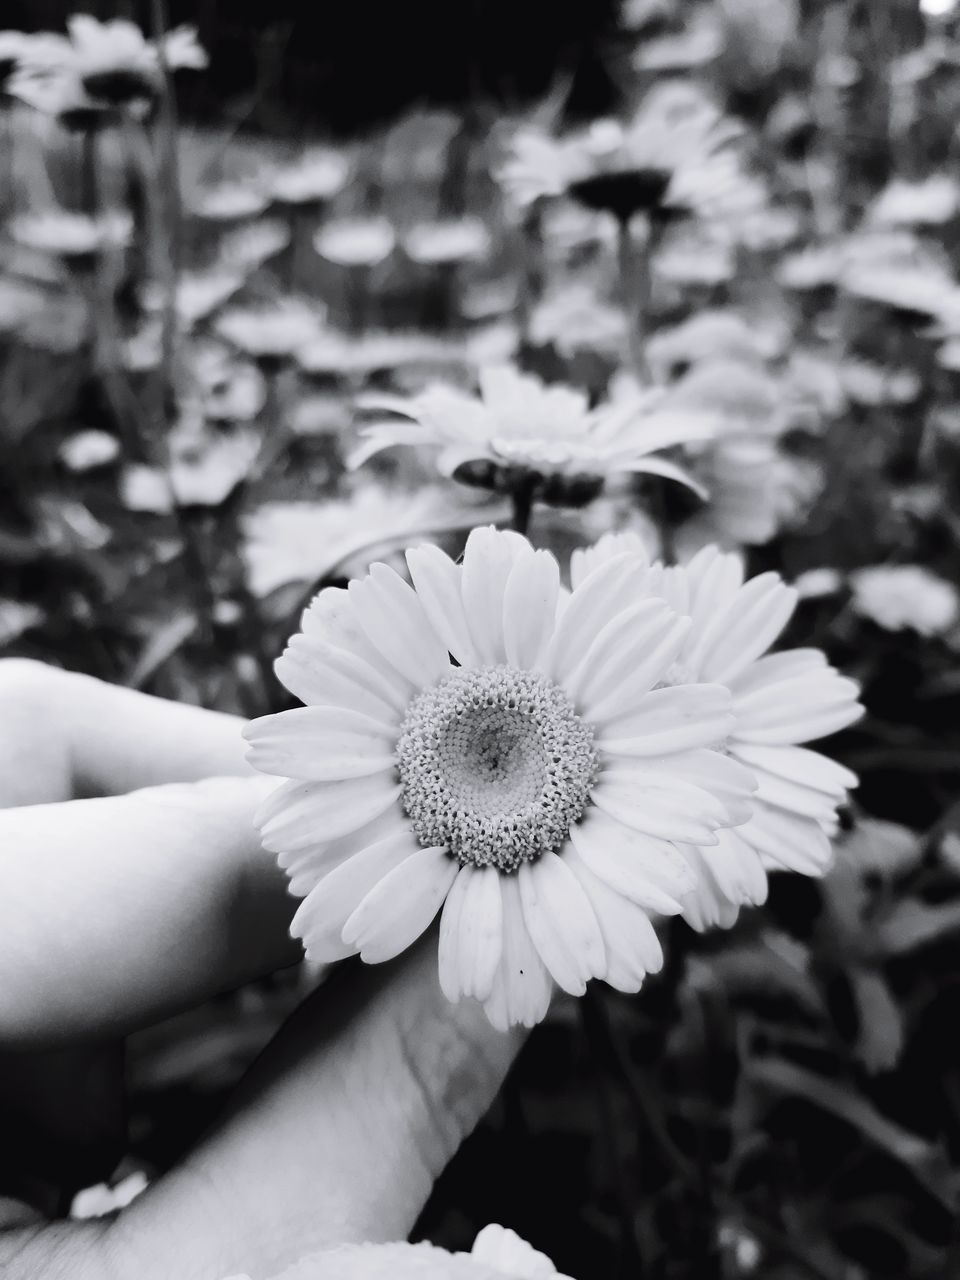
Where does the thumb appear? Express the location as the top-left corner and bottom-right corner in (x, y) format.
(109, 941), (525, 1280)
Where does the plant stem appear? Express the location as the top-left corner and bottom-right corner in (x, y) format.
(616, 214), (651, 382)
(510, 475), (538, 536)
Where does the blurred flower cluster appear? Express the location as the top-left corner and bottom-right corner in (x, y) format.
(5, 2), (960, 1276)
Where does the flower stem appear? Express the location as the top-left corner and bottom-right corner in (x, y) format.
(510, 475), (538, 536)
(616, 214), (651, 383)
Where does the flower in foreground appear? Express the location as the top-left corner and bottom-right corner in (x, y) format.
(351, 364), (716, 503)
(572, 534), (862, 930)
(245, 527), (753, 1029)
(222, 1222), (574, 1279)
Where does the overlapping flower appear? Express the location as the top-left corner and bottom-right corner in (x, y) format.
(351, 364), (716, 500)
(245, 525), (861, 1029)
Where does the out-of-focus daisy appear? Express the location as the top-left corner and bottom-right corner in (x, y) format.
(59, 428), (120, 472)
(6, 60), (108, 127)
(647, 310), (782, 380)
(270, 148), (351, 205)
(216, 300), (325, 364)
(191, 345), (267, 422)
(245, 526), (753, 1028)
(498, 82), (741, 222)
(850, 565), (959, 637)
(142, 270), (243, 330)
(793, 567), (843, 601)
(192, 182), (272, 223)
(218, 218), (292, 272)
(0, 31), (29, 87)
(351, 365), (716, 503)
(121, 428), (260, 512)
(221, 1222), (576, 1279)
(243, 485), (507, 597)
(402, 217), (492, 266)
(572, 535), (862, 930)
(633, 10), (722, 72)
(869, 175), (960, 228)
(9, 208), (132, 261)
(314, 216), (397, 267)
(0, 599), (45, 646)
(59, 16), (205, 105)
(527, 284), (626, 360)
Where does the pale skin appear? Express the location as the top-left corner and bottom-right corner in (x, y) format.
(0, 660), (523, 1280)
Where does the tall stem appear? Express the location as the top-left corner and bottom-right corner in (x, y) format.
(510, 474), (538, 536)
(616, 214), (651, 383)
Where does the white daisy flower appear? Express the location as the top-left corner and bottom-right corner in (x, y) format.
(497, 82), (741, 222)
(351, 365), (716, 502)
(314, 216), (398, 267)
(244, 527), (754, 1029)
(571, 535), (863, 931)
(9, 208), (132, 260)
(850, 564), (959, 637)
(270, 148), (351, 205)
(216, 300), (325, 363)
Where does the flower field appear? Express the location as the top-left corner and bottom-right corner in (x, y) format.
(2, 3), (960, 1278)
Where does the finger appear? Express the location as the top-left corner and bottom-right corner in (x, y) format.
(109, 942), (525, 1280)
(0, 660), (253, 807)
(0, 776), (299, 1047)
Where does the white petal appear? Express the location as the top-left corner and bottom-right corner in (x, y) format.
(746, 803), (833, 875)
(472, 1224), (558, 1278)
(341, 845), (457, 962)
(277, 807), (404, 898)
(733, 742), (857, 798)
(502, 548), (561, 670)
(460, 526), (528, 664)
(243, 706), (396, 780)
(644, 747), (758, 827)
(597, 684), (733, 755)
(543, 554), (649, 685)
(580, 612), (692, 726)
(275, 635), (404, 722)
(348, 564), (451, 689)
(406, 542), (481, 666)
(695, 574), (798, 685)
(563, 597), (680, 705)
(256, 774), (402, 851)
(518, 853), (606, 996)
(299, 586), (415, 698)
(590, 777), (725, 845)
(565, 847), (663, 992)
(684, 546), (745, 634)
(458, 865), (504, 1000)
(730, 648), (827, 699)
(734, 673), (862, 744)
(567, 811), (692, 912)
(484, 875), (553, 1030)
(290, 826), (422, 961)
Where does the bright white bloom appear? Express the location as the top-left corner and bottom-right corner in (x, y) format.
(403, 217), (492, 266)
(497, 82), (741, 220)
(216, 301), (325, 362)
(297, 329), (464, 380)
(270, 148), (351, 205)
(217, 218), (291, 270)
(245, 527), (754, 1029)
(869, 175), (960, 227)
(351, 365), (716, 497)
(59, 429), (120, 472)
(243, 486), (507, 597)
(192, 182), (272, 223)
(9, 209), (132, 259)
(314, 216), (398, 267)
(10, 17), (205, 108)
(850, 565), (959, 637)
(221, 1222), (575, 1279)
(572, 536), (862, 930)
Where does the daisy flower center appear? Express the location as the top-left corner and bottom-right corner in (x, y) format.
(397, 665), (598, 873)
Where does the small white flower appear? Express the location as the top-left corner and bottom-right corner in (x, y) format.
(59, 429), (120, 473)
(192, 182), (272, 223)
(352, 365), (715, 498)
(314, 216), (397, 267)
(216, 300), (325, 362)
(572, 536), (862, 931)
(402, 217), (491, 266)
(10, 208), (131, 259)
(793, 567), (843, 600)
(850, 565), (959, 637)
(270, 148), (351, 205)
(245, 527), (754, 1029)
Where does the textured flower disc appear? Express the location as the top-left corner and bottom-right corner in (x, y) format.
(397, 666), (598, 872)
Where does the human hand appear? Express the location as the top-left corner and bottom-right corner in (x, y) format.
(0, 660), (523, 1280)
